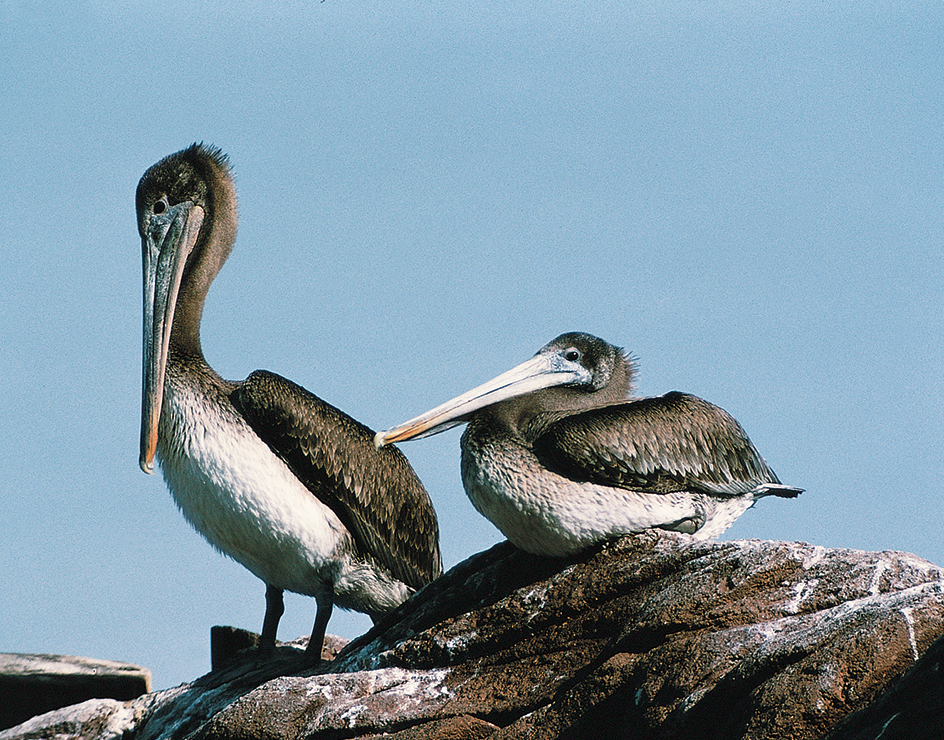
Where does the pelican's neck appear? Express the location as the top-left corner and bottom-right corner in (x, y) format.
(481, 389), (585, 444)
(169, 279), (208, 360)
(170, 157), (238, 361)
(484, 355), (637, 444)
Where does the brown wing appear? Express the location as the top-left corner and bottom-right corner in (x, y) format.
(233, 370), (442, 588)
(533, 392), (796, 497)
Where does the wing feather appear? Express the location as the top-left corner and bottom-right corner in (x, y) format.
(532, 392), (783, 496)
(233, 370), (442, 588)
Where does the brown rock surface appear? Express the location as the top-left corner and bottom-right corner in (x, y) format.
(3, 534), (942, 740)
(825, 628), (944, 740)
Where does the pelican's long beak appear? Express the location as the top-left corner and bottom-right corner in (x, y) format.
(375, 351), (590, 448)
(140, 202), (204, 473)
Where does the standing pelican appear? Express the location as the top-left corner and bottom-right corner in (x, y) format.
(376, 332), (800, 557)
(137, 144), (441, 660)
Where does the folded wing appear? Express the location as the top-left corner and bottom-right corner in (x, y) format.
(234, 370), (442, 588)
(533, 392), (800, 498)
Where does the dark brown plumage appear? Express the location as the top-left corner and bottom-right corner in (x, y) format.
(233, 370), (440, 589)
(531, 391), (785, 496)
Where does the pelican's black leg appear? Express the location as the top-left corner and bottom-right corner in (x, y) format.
(304, 594), (334, 662)
(259, 584), (284, 653)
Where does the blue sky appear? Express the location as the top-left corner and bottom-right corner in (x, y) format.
(2, 2), (942, 690)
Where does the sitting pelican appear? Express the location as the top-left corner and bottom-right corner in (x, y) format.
(376, 332), (800, 557)
(136, 144), (441, 660)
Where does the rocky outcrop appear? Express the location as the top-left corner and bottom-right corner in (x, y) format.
(824, 623), (944, 740)
(0, 654), (151, 731)
(4, 534), (943, 740)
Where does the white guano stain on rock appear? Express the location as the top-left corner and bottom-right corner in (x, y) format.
(302, 667), (454, 731)
(784, 578), (820, 614)
(899, 606), (919, 660)
(870, 559), (889, 596)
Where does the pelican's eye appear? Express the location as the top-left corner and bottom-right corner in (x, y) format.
(564, 348), (581, 363)
(153, 197), (168, 215)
